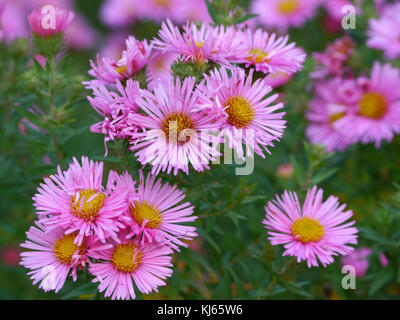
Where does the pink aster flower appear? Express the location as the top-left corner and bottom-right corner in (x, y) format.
(263, 71), (294, 88)
(198, 67), (286, 159)
(85, 79), (141, 155)
(367, 3), (400, 60)
(251, 0), (321, 30)
(236, 28), (306, 75)
(20, 224), (87, 293)
(100, 0), (141, 28)
(88, 35), (153, 84)
(28, 5), (75, 37)
(342, 62), (400, 147)
(147, 52), (178, 90)
(152, 19), (241, 66)
(306, 77), (363, 152)
(117, 170), (197, 250)
(263, 186), (358, 267)
(341, 247), (371, 277)
(128, 76), (222, 175)
(33, 156), (128, 246)
(88, 233), (173, 300)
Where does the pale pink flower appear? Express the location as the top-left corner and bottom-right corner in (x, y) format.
(129, 76), (222, 175)
(147, 52), (178, 90)
(264, 71), (293, 88)
(33, 156), (128, 246)
(118, 170), (197, 250)
(88, 35), (153, 84)
(88, 232), (173, 300)
(28, 6), (75, 37)
(198, 67), (286, 159)
(64, 14), (97, 51)
(263, 186), (358, 267)
(379, 252), (389, 267)
(100, 0), (141, 28)
(235, 28), (306, 75)
(341, 247), (371, 277)
(1, 245), (21, 266)
(367, 3), (400, 60)
(251, 0), (321, 30)
(306, 77), (363, 152)
(20, 224), (88, 293)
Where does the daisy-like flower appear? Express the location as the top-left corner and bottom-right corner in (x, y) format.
(128, 76), (222, 175)
(28, 5), (75, 38)
(88, 232), (173, 300)
(344, 62), (400, 147)
(88, 35), (153, 84)
(20, 224), (87, 293)
(306, 77), (363, 152)
(33, 156), (128, 245)
(251, 0), (321, 30)
(118, 170), (197, 250)
(236, 28), (306, 75)
(198, 67), (286, 159)
(263, 186), (358, 267)
(367, 3), (400, 60)
(152, 19), (240, 66)
(85, 79), (141, 154)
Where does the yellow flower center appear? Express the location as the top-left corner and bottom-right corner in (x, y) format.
(291, 217), (324, 243)
(224, 96), (255, 129)
(155, 0), (170, 8)
(195, 41), (204, 48)
(329, 112), (346, 125)
(358, 93), (387, 119)
(278, 0), (300, 14)
(115, 64), (127, 75)
(53, 233), (84, 265)
(161, 112), (194, 144)
(112, 243), (143, 272)
(71, 189), (106, 221)
(130, 201), (162, 229)
(248, 48), (269, 64)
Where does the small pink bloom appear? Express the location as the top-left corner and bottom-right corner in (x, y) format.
(341, 247), (371, 277)
(1, 245), (22, 266)
(28, 6), (75, 37)
(379, 252), (389, 267)
(277, 162), (294, 179)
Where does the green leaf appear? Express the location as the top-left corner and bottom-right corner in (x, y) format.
(369, 266), (394, 296)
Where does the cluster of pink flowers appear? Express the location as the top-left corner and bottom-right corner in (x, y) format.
(307, 35), (400, 152)
(20, 156), (197, 299)
(85, 19), (306, 175)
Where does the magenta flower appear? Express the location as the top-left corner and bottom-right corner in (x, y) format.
(341, 247), (372, 277)
(236, 28), (306, 75)
(367, 3), (400, 60)
(118, 170), (197, 250)
(306, 77), (363, 152)
(88, 35), (153, 84)
(198, 67), (286, 159)
(263, 186), (358, 267)
(88, 232), (173, 300)
(129, 76), (222, 175)
(33, 156), (128, 246)
(28, 5), (75, 37)
(251, 0), (321, 30)
(20, 224), (88, 293)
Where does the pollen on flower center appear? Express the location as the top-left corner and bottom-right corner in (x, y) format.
(358, 93), (387, 119)
(291, 217), (324, 243)
(130, 200), (162, 229)
(112, 243), (143, 272)
(115, 64), (127, 75)
(329, 112), (346, 125)
(161, 112), (195, 144)
(224, 96), (255, 129)
(248, 48), (269, 63)
(278, 0), (300, 14)
(71, 189), (106, 221)
(53, 233), (84, 265)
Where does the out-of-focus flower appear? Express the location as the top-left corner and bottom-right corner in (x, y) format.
(129, 76), (222, 175)
(28, 6), (75, 37)
(264, 71), (294, 88)
(100, 0), (141, 28)
(100, 32), (129, 61)
(119, 170), (197, 250)
(64, 14), (97, 50)
(199, 67), (286, 160)
(33, 156), (129, 245)
(1, 245), (22, 266)
(88, 232), (173, 300)
(263, 186), (358, 267)
(306, 77), (363, 152)
(277, 162), (294, 179)
(379, 252), (389, 267)
(251, 0), (321, 30)
(20, 224), (88, 293)
(88, 36), (153, 85)
(341, 247), (371, 277)
(235, 28), (306, 75)
(147, 52), (177, 90)
(367, 3), (400, 60)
